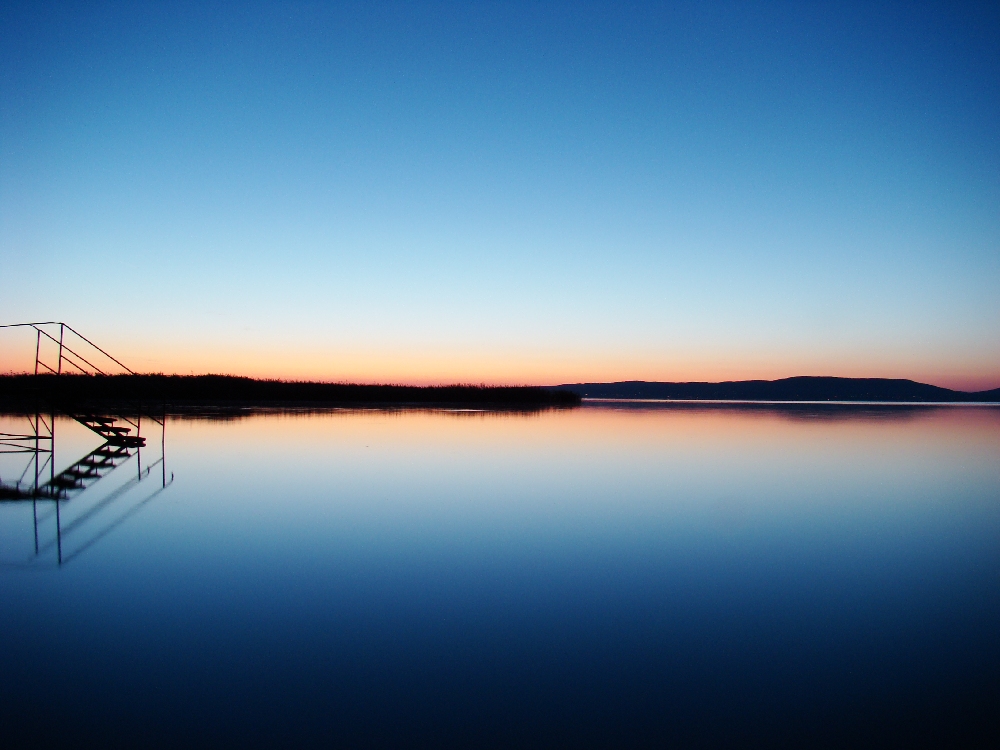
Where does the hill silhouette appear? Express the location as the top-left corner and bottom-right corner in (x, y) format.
(554, 377), (1000, 402)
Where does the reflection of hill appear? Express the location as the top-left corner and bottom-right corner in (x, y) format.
(556, 377), (1000, 402)
(577, 399), (973, 423)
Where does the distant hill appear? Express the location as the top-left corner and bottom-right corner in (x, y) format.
(553, 377), (1000, 402)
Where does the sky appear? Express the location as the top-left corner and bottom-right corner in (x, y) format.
(1, 1), (998, 389)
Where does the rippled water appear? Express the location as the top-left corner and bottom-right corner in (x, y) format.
(1, 404), (998, 747)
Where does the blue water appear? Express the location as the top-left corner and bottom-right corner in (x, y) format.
(1, 404), (998, 747)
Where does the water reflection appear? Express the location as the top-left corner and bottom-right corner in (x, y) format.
(0, 412), (173, 567)
(583, 397), (988, 420)
(0, 404), (997, 746)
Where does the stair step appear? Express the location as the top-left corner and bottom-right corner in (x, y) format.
(95, 447), (128, 457)
(65, 472), (98, 481)
(51, 477), (84, 489)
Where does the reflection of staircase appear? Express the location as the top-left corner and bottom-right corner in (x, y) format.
(42, 443), (136, 500)
(0, 411), (170, 566)
(1, 441), (136, 502)
(73, 414), (145, 447)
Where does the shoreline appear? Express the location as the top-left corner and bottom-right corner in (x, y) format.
(0, 373), (581, 412)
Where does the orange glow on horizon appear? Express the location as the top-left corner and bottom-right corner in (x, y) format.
(1, 328), (997, 392)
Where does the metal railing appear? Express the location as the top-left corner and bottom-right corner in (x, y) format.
(0, 321), (135, 377)
(0, 322), (162, 433)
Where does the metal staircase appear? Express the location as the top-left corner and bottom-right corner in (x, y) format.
(1, 321), (151, 447)
(73, 414), (144, 447)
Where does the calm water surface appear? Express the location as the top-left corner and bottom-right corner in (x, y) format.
(1, 404), (998, 747)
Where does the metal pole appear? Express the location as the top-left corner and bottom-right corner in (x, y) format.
(137, 409), (143, 479)
(34, 328), (41, 375)
(33, 410), (39, 553)
(51, 410), (56, 563)
(56, 499), (62, 566)
(33, 411), (39, 489)
(50, 411), (55, 485)
(57, 323), (64, 375)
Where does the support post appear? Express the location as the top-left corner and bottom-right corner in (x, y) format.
(33, 409), (39, 553)
(56, 499), (62, 566)
(57, 323), (64, 375)
(50, 411), (55, 485)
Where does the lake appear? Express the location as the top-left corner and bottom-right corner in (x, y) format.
(1, 403), (998, 747)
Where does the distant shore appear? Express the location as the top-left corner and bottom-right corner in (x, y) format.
(3, 374), (997, 415)
(0, 374), (581, 412)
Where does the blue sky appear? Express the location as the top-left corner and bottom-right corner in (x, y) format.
(2, 1), (998, 387)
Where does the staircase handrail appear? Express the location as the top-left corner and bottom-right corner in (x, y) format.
(0, 322), (136, 375)
(0, 321), (162, 428)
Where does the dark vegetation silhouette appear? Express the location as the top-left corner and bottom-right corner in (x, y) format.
(0, 374), (581, 411)
(3, 375), (997, 413)
(554, 376), (1000, 402)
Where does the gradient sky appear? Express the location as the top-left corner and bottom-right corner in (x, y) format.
(2, 1), (998, 388)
